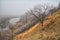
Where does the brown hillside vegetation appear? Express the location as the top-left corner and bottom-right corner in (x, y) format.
(14, 10), (60, 40)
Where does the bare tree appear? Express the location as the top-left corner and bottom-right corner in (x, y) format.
(9, 26), (14, 40)
(29, 4), (51, 26)
(58, 2), (60, 9)
(0, 32), (1, 40)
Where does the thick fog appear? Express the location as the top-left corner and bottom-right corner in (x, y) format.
(0, 0), (60, 16)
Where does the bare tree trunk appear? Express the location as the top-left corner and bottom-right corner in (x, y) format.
(11, 30), (13, 40)
(0, 34), (1, 40)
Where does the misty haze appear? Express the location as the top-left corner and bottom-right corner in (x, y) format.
(0, 0), (60, 40)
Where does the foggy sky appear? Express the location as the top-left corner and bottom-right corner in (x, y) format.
(0, 0), (60, 16)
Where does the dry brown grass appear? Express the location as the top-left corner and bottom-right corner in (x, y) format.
(14, 10), (60, 40)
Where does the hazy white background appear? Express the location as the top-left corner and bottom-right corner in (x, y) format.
(0, 0), (60, 16)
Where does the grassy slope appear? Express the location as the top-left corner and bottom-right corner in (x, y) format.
(14, 10), (60, 40)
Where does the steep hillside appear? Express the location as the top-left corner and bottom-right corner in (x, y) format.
(14, 10), (60, 40)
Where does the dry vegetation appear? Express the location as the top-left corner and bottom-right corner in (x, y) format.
(14, 10), (60, 40)
(0, 2), (60, 40)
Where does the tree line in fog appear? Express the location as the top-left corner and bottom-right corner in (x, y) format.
(0, 2), (60, 40)
(14, 2), (60, 35)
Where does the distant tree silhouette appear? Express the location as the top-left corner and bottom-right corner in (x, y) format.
(58, 2), (60, 9)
